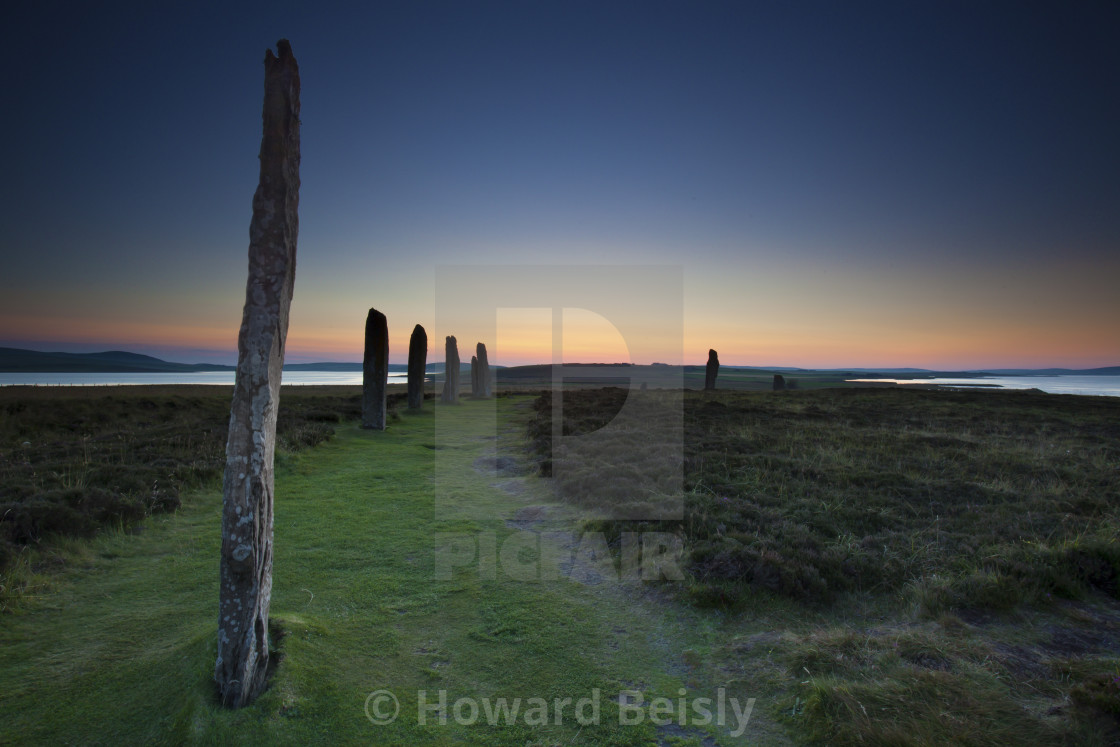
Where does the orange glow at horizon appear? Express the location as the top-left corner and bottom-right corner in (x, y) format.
(496, 309), (552, 366)
(3, 298), (1118, 370)
(493, 308), (634, 366)
(0, 313), (239, 351)
(561, 308), (631, 363)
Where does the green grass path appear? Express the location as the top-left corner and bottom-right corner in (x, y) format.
(0, 396), (779, 745)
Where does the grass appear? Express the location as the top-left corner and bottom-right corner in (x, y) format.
(3, 384), (1119, 744)
(0, 385), (372, 576)
(0, 393), (764, 745)
(528, 385), (1120, 743)
(532, 387), (1120, 608)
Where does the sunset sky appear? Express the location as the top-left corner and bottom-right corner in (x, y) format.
(2, 1), (1117, 369)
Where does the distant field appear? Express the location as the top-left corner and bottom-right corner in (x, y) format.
(495, 363), (855, 391)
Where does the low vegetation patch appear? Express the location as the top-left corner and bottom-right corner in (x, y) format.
(528, 387), (683, 518)
(532, 387), (1120, 608)
(528, 385), (1120, 742)
(0, 385), (370, 581)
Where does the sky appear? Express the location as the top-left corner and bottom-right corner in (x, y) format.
(2, 1), (1118, 369)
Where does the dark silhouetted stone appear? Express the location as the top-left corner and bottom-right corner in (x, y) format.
(407, 324), (427, 410)
(362, 309), (388, 429)
(773, 374), (786, 391)
(470, 355), (480, 397)
(442, 336), (460, 403)
(476, 342), (491, 397)
(217, 39), (300, 709)
(704, 349), (719, 391)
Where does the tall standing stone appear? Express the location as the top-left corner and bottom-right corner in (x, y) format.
(476, 342), (491, 397)
(773, 374), (786, 391)
(704, 349), (719, 391)
(470, 355), (480, 397)
(441, 336), (460, 403)
(362, 309), (388, 429)
(407, 324), (427, 410)
(216, 40), (299, 709)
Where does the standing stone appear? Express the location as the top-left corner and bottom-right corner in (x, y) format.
(704, 349), (719, 391)
(216, 40), (299, 709)
(441, 336), (460, 403)
(407, 324), (427, 411)
(470, 355), (480, 397)
(362, 309), (388, 429)
(476, 342), (491, 397)
(773, 374), (786, 391)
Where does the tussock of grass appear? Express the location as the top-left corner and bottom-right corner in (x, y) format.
(773, 620), (1120, 745)
(796, 668), (1048, 745)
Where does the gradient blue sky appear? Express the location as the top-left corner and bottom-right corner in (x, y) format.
(2, 1), (1118, 368)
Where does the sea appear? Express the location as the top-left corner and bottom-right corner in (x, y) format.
(1, 372), (1118, 397)
(844, 375), (1120, 398)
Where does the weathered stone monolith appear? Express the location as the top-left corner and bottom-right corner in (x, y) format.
(407, 324), (427, 410)
(441, 336), (460, 403)
(704, 349), (719, 391)
(470, 355), (480, 397)
(476, 342), (491, 397)
(216, 39), (299, 709)
(773, 374), (786, 391)
(362, 309), (388, 429)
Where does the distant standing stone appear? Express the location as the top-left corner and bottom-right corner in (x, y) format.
(470, 355), (480, 398)
(362, 309), (388, 429)
(442, 336), (460, 403)
(476, 342), (492, 397)
(704, 349), (719, 391)
(773, 374), (786, 391)
(407, 324), (427, 411)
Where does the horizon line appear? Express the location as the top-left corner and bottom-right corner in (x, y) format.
(1, 344), (1117, 374)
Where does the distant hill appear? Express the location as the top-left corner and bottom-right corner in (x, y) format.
(0, 348), (501, 375)
(0, 347), (233, 373)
